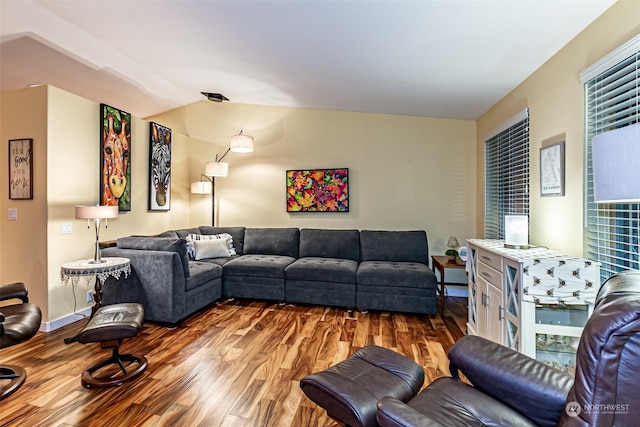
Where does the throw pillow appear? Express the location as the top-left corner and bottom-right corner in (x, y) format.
(186, 233), (236, 259)
(194, 238), (231, 260)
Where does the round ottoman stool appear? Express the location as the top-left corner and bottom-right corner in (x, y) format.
(300, 345), (424, 427)
(78, 303), (147, 388)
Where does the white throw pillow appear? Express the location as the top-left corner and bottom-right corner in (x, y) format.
(186, 233), (237, 259)
(194, 238), (231, 260)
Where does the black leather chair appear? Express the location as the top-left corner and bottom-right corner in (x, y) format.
(0, 282), (42, 400)
(377, 270), (640, 427)
(301, 271), (640, 427)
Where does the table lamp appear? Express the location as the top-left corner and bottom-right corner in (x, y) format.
(76, 205), (118, 263)
(504, 215), (529, 249)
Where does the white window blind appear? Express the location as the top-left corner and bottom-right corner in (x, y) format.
(484, 109), (530, 239)
(582, 36), (640, 281)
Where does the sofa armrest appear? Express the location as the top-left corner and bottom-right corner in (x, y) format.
(448, 335), (573, 427)
(101, 247), (186, 324)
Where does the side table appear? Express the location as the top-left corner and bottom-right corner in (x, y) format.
(431, 255), (466, 313)
(60, 257), (130, 315)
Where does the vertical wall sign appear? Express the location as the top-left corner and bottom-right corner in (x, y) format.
(100, 104), (131, 211)
(540, 141), (565, 197)
(8, 138), (33, 200)
(149, 122), (172, 211)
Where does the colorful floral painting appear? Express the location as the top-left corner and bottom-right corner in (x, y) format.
(286, 168), (349, 212)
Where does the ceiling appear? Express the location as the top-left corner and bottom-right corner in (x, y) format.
(0, 0), (615, 120)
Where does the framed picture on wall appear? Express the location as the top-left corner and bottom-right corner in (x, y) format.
(540, 141), (565, 197)
(286, 168), (349, 212)
(8, 138), (33, 200)
(100, 104), (131, 211)
(149, 122), (172, 211)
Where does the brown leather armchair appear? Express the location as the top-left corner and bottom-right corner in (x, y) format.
(0, 282), (42, 400)
(377, 270), (640, 427)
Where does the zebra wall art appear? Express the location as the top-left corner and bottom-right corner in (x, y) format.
(149, 122), (172, 211)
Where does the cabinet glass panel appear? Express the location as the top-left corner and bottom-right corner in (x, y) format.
(536, 333), (579, 375)
(536, 304), (589, 327)
(506, 264), (519, 317)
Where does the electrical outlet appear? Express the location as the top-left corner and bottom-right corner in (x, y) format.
(87, 290), (95, 303)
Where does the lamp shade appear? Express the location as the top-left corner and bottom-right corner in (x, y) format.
(504, 215), (529, 249)
(205, 161), (229, 177)
(592, 123), (640, 203)
(447, 236), (460, 248)
(191, 181), (212, 194)
(75, 205), (118, 219)
(230, 131), (254, 153)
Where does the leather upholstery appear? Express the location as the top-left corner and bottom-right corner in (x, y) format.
(1, 281), (42, 400)
(0, 282), (41, 349)
(78, 303), (144, 344)
(377, 270), (640, 427)
(377, 378), (537, 427)
(300, 345), (424, 427)
(558, 269), (640, 426)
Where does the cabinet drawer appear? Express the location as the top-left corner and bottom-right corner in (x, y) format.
(477, 248), (502, 272)
(478, 262), (503, 286)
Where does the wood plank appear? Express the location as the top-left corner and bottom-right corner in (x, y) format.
(0, 297), (467, 426)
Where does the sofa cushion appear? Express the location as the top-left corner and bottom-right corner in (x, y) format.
(173, 227), (201, 239)
(199, 226), (246, 255)
(116, 236), (190, 278)
(299, 228), (360, 261)
(360, 230), (428, 264)
(286, 257), (358, 284)
(155, 230), (179, 238)
(243, 228), (300, 258)
(223, 254), (296, 279)
(357, 261), (436, 289)
(186, 261), (223, 291)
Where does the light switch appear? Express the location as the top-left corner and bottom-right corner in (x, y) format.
(61, 223), (73, 235)
(8, 208), (17, 220)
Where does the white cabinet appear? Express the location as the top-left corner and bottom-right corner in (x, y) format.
(467, 239), (600, 374)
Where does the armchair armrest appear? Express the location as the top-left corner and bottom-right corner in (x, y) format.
(448, 335), (573, 427)
(0, 282), (28, 303)
(377, 396), (430, 427)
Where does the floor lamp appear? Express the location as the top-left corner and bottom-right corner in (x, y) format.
(191, 130), (254, 226)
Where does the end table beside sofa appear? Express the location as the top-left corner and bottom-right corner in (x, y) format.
(101, 227), (438, 325)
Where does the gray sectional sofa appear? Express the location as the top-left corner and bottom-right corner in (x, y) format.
(101, 227), (437, 325)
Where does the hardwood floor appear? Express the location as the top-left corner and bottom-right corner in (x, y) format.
(1, 297), (467, 427)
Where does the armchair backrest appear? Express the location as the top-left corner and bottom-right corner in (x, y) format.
(559, 270), (640, 426)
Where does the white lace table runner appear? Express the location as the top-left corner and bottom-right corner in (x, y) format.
(60, 257), (131, 285)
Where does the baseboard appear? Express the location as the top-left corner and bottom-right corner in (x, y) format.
(40, 307), (91, 332)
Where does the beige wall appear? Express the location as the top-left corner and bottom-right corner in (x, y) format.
(0, 86), (49, 319)
(151, 102), (478, 253)
(1, 86), (194, 324)
(1, 85), (477, 326)
(9, 1), (634, 326)
(475, 0), (640, 257)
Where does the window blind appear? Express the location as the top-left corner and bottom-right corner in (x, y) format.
(582, 36), (640, 281)
(484, 109), (530, 239)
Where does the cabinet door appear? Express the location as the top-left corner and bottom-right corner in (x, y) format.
(476, 277), (489, 338)
(485, 283), (504, 344)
